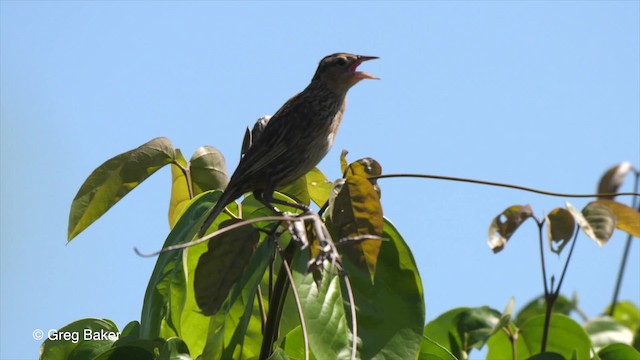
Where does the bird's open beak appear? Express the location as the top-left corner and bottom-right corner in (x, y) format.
(351, 55), (379, 80)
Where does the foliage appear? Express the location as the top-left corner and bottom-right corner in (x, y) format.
(47, 139), (639, 359)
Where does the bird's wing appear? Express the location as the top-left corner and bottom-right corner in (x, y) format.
(231, 92), (304, 180)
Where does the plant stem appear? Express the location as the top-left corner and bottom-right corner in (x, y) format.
(371, 173), (640, 199)
(536, 219), (549, 297)
(259, 241), (296, 360)
(608, 171), (639, 316)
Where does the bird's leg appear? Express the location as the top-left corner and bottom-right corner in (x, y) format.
(255, 190), (312, 215)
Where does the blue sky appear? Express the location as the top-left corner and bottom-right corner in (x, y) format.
(1, 1), (639, 358)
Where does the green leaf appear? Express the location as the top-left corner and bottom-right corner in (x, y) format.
(597, 162), (633, 199)
(596, 199), (640, 238)
(584, 317), (634, 351)
(455, 306), (502, 350)
(597, 343), (640, 360)
(488, 204), (533, 253)
(201, 238), (275, 359)
(486, 327), (530, 360)
(194, 219), (260, 315)
(565, 202), (614, 247)
(515, 294), (575, 327)
(282, 326), (318, 360)
(169, 150), (190, 229)
(292, 255), (353, 360)
(39, 318), (120, 360)
(519, 314), (591, 360)
(330, 175), (384, 281)
(68, 137), (176, 240)
(190, 146), (229, 195)
(140, 191), (219, 340)
(307, 167), (333, 207)
(546, 207), (575, 254)
(581, 201), (617, 246)
(277, 175), (311, 207)
(605, 301), (640, 332)
(421, 308), (468, 360)
(343, 219), (425, 359)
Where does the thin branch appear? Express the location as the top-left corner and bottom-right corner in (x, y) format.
(535, 217), (549, 297)
(370, 173), (640, 198)
(134, 214), (320, 257)
(259, 243), (295, 360)
(172, 160), (194, 199)
(554, 228), (580, 297)
(281, 255), (309, 360)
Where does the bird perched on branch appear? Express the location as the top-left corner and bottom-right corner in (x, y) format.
(198, 53), (378, 237)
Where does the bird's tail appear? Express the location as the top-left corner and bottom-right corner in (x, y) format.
(197, 190), (235, 238)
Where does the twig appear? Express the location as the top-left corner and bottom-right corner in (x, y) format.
(371, 173), (640, 198)
(134, 214), (321, 257)
(281, 254), (309, 360)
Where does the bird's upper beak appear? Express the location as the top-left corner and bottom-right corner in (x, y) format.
(351, 55), (379, 81)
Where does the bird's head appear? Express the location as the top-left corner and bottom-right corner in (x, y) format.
(312, 53), (378, 94)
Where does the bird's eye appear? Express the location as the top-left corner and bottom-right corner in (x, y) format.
(335, 58), (347, 67)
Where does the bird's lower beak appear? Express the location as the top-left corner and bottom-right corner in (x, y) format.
(352, 55), (379, 80)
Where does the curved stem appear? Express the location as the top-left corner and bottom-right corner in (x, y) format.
(371, 173), (640, 198)
(281, 254), (309, 360)
(259, 242), (296, 360)
(536, 217), (549, 297)
(555, 229), (580, 297)
(173, 160), (194, 199)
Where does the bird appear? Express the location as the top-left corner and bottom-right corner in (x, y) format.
(198, 53), (378, 237)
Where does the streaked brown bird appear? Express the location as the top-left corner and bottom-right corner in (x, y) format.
(198, 53), (378, 237)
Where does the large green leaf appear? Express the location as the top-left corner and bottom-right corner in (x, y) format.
(68, 137), (176, 240)
(342, 219), (425, 359)
(140, 191), (219, 340)
(194, 219), (260, 315)
(201, 238), (275, 359)
(292, 254), (353, 359)
(519, 314), (591, 359)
